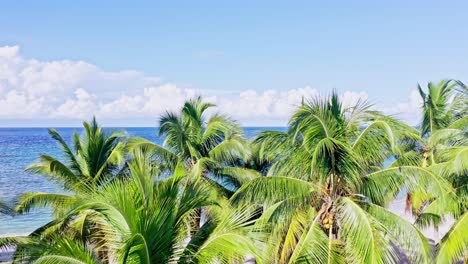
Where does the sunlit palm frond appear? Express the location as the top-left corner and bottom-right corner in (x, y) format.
(25, 155), (80, 190)
(182, 96), (214, 129)
(208, 136), (249, 163)
(126, 137), (178, 168)
(435, 211), (468, 264)
(231, 176), (314, 207)
(287, 209), (342, 264)
(254, 130), (291, 162)
(15, 193), (75, 215)
(337, 197), (395, 264)
(181, 205), (263, 264)
(366, 203), (432, 263)
(202, 114), (243, 150)
(212, 167), (261, 189)
(47, 128), (81, 174)
(362, 166), (454, 206)
(418, 80), (457, 136)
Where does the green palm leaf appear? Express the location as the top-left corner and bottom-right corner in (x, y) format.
(366, 203), (432, 263)
(337, 197), (395, 264)
(15, 193), (75, 215)
(436, 211), (468, 264)
(231, 176), (315, 206)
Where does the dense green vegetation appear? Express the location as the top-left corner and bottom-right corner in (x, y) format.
(1, 80), (467, 263)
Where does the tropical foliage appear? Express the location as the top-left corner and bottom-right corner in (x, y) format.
(413, 80), (468, 263)
(128, 96), (259, 197)
(14, 117), (126, 235)
(1, 80), (467, 263)
(3, 149), (261, 263)
(232, 93), (443, 263)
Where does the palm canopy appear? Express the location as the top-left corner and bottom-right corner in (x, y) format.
(6, 149), (262, 264)
(128, 96), (258, 196)
(16, 117), (126, 216)
(412, 80), (468, 263)
(412, 80), (467, 167)
(417, 80), (466, 137)
(232, 92), (454, 263)
(427, 130), (468, 263)
(393, 81), (467, 217)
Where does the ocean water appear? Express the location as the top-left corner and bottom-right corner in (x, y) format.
(0, 127), (282, 236)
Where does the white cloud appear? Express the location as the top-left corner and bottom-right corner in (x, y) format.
(218, 87), (318, 120)
(0, 46), (421, 126)
(99, 84), (198, 118)
(53, 88), (98, 119)
(341, 91), (369, 107)
(383, 90), (422, 126)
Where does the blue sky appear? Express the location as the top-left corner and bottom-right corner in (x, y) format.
(0, 0), (467, 126)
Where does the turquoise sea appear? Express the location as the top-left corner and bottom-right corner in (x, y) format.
(0, 127), (283, 236)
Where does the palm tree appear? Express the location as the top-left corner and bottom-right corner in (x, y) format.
(415, 80), (466, 165)
(431, 145), (468, 264)
(399, 80), (467, 217)
(6, 149), (262, 264)
(231, 93), (455, 263)
(410, 80), (468, 263)
(418, 80), (458, 137)
(16, 117), (126, 218)
(1, 235), (103, 264)
(128, 96), (258, 197)
(390, 81), (467, 218)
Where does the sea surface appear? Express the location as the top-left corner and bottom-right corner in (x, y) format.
(0, 127), (283, 236)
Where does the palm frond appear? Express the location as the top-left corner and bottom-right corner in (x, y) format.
(435, 211), (468, 264)
(287, 209), (341, 264)
(127, 137), (178, 167)
(26, 155), (80, 190)
(231, 176), (314, 207)
(208, 137), (249, 163)
(15, 192), (75, 215)
(337, 197), (395, 264)
(366, 203), (432, 263)
(362, 166), (454, 206)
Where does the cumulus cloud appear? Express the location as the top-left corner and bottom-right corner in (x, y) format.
(0, 46), (160, 120)
(0, 46), (421, 126)
(53, 88), (98, 119)
(219, 87), (318, 120)
(383, 90), (422, 126)
(99, 84), (198, 118)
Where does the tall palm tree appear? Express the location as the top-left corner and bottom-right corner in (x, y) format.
(6, 149), (262, 264)
(391, 81), (466, 216)
(231, 93), (455, 263)
(415, 80), (466, 165)
(410, 80), (468, 263)
(399, 80), (467, 216)
(418, 80), (458, 137)
(16, 117), (126, 217)
(430, 145), (468, 264)
(129, 96), (258, 196)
